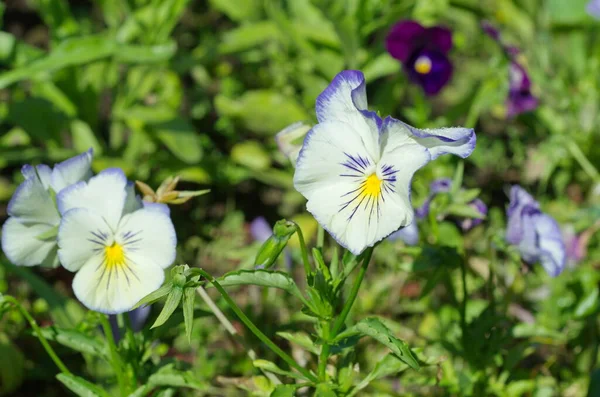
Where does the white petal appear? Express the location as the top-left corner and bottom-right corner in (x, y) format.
(58, 208), (113, 272)
(143, 202), (171, 215)
(534, 214), (566, 277)
(122, 182), (144, 215)
(7, 166), (60, 225)
(57, 168), (127, 230)
(50, 149), (94, 192)
(117, 208), (177, 269)
(275, 122), (312, 166)
(398, 120), (476, 160)
(315, 70), (368, 122)
(72, 253), (165, 314)
(1, 218), (58, 267)
(36, 165), (53, 190)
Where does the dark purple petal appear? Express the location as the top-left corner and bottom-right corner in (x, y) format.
(407, 49), (453, 95)
(425, 26), (453, 54)
(460, 198), (487, 231)
(108, 306), (151, 343)
(430, 178), (452, 194)
(587, 0), (600, 18)
(250, 217), (272, 242)
(481, 20), (501, 41)
(506, 62), (538, 117)
(386, 20), (426, 62)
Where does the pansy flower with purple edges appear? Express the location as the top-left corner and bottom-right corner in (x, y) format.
(481, 21), (538, 118)
(587, 0), (600, 18)
(386, 20), (453, 95)
(415, 178), (487, 231)
(1, 149), (93, 268)
(506, 186), (566, 277)
(56, 168), (177, 314)
(293, 70), (475, 255)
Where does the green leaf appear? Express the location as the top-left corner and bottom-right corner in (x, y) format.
(151, 286), (183, 329)
(71, 120), (103, 155)
(56, 373), (110, 397)
(219, 22), (278, 54)
(276, 331), (319, 354)
(362, 53), (400, 82)
(218, 270), (307, 304)
(147, 364), (208, 390)
(270, 384), (296, 397)
(182, 286), (196, 343)
(0, 334), (25, 395)
(231, 140), (271, 171)
(446, 203), (486, 219)
(587, 368), (600, 397)
(152, 118), (203, 164)
(352, 318), (419, 370)
(209, 0), (259, 22)
(351, 354), (409, 394)
(39, 327), (108, 360)
(132, 283), (172, 309)
(575, 287), (599, 318)
(253, 359), (309, 381)
(314, 383), (337, 397)
(114, 41), (177, 63)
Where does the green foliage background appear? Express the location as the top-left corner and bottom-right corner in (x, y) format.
(1, 0), (600, 396)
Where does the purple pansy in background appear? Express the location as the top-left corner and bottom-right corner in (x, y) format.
(587, 0), (600, 18)
(506, 186), (566, 277)
(387, 221), (419, 246)
(109, 306), (151, 343)
(481, 21), (538, 118)
(416, 178), (487, 231)
(562, 225), (586, 266)
(386, 20), (453, 95)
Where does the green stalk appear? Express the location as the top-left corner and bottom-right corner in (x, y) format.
(119, 313), (140, 386)
(317, 321), (331, 380)
(459, 260), (468, 337)
(317, 226), (325, 250)
(332, 248), (373, 336)
(99, 314), (127, 396)
(567, 139), (600, 182)
(192, 269), (318, 383)
(293, 221), (313, 277)
(2, 296), (71, 375)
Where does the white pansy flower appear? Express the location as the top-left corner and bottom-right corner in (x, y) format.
(56, 168), (176, 314)
(275, 122), (312, 166)
(1, 149), (93, 267)
(293, 70), (476, 254)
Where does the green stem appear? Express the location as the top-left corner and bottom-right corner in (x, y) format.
(99, 314), (127, 396)
(332, 248), (373, 336)
(193, 269), (318, 383)
(317, 226), (325, 250)
(3, 296), (71, 375)
(195, 286), (281, 385)
(459, 260), (468, 341)
(567, 139), (600, 182)
(119, 313), (140, 386)
(318, 321), (331, 380)
(293, 221), (313, 277)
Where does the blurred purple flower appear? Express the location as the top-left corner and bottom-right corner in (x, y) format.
(387, 221), (419, 246)
(562, 225), (586, 266)
(506, 186), (566, 277)
(416, 178), (487, 231)
(481, 21), (538, 117)
(109, 306), (151, 343)
(386, 20), (453, 95)
(587, 0), (600, 18)
(250, 217), (272, 242)
(506, 62), (539, 118)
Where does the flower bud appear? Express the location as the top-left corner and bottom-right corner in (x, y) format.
(254, 220), (297, 269)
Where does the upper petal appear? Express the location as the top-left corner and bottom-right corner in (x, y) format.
(275, 122), (312, 166)
(2, 218), (58, 267)
(72, 253), (165, 314)
(58, 208), (113, 272)
(57, 168), (127, 231)
(397, 119), (476, 160)
(123, 181), (144, 216)
(534, 213), (566, 277)
(50, 149), (94, 192)
(7, 166), (59, 225)
(425, 26), (453, 54)
(385, 20), (425, 62)
(315, 70), (368, 122)
(117, 207), (177, 269)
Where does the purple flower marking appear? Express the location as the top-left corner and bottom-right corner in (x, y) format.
(386, 20), (453, 95)
(506, 186), (566, 277)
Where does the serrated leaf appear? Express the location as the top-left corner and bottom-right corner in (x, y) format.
(56, 373), (110, 397)
(39, 327), (108, 360)
(218, 270), (307, 304)
(353, 318), (419, 370)
(182, 286), (196, 342)
(132, 283), (172, 309)
(352, 353), (409, 394)
(151, 287), (183, 329)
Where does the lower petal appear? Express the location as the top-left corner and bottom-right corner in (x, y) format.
(72, 254), (165, 314)
(2, 218), (58, 267)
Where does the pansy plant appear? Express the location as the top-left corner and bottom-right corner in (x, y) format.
(293, 70), (475, 255)
(1, 149), (93, 267)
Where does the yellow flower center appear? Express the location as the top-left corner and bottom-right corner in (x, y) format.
(362, 174), (382, 198)
(104, 243), (125, 269)
(414, 56), (432, 74)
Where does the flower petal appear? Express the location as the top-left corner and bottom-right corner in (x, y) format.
(425, 26), (453, 54)
(50, 149), (94, 192)
(387, 221), (419, 246)
(142, 202), (171, 215)
(407, 50), (453, 95)
(275, 122), (311, 166)
(397, 119), (476, 160)
(386, 20), (426, 62)
(123, 181), (144, 215)
(117, 208), (177, 269)
(57, 168), (127, 231)
(58, 208), (113, 272)
(534, 213), (566, 277)
(506, 185), (539, 245)
(72, 253), (165, 314)
(250, 217), (272, 242)
(7, 166), (59, 225)
(2, 218), (58, 267)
